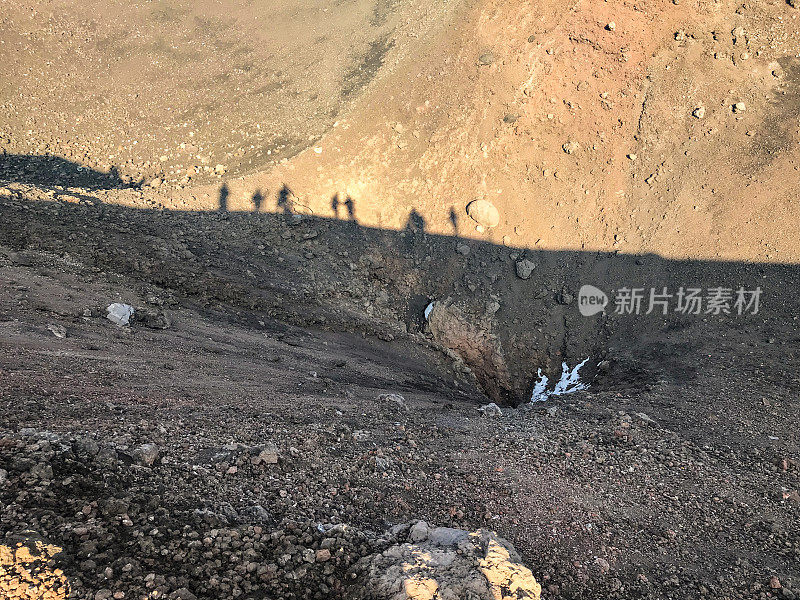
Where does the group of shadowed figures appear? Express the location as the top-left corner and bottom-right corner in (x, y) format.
(217, 183), (462, 237)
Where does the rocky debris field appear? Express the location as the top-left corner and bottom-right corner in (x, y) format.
(1, 365), (799, 600)
(1, 229), (799, 599)
(0, 425), (543, 600)
(1, 430), (469, 600)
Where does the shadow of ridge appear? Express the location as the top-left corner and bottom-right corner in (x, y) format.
(1, 193), (799, 407)
(0, 154), (137, 195)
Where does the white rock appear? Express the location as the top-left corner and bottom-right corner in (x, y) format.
(635, 412), (655, 424)
(47, 324), (67, 339)
(479, 403), (503, 417)
(106, 303), (134, 326)
(466, 200), (500, 228)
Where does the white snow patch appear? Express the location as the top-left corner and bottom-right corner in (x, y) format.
(424, 302), (434, 320)
(530, 369), (550, 402)
(530, 357), (590, 402)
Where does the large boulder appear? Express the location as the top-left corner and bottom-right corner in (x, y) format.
(356, 522), (541, 600)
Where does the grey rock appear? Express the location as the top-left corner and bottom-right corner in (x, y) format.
(133, 443), (160, 467)
(47, 323), (67, 339)
(378, 393), (408, 411)
(485, 300), (501, 315)
(172, 587), (198, 600)
(132, 306), (170, 329)
(428, 527), (470, 547)
(409, 520), (430, 542)
(74, 437), (100, 456)
(106, 303), (134, 326)
(389, 523), (411, 536)
(515, 259), (536, 280)
(635, 412), (656, 424)
(241, 504), (271, 523)
(251, 442), (279, 465)
(30, 462), (53, 480)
